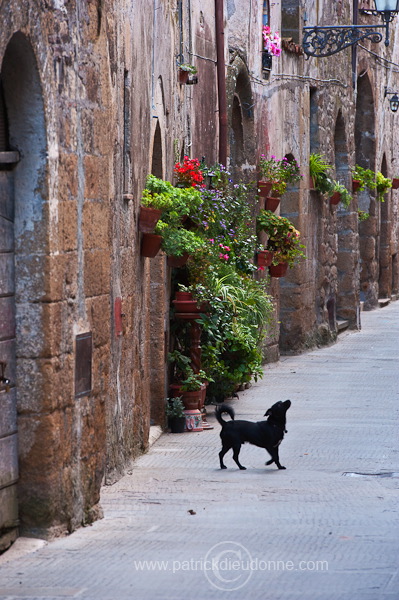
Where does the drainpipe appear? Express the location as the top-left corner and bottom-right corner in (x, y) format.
(215, 0), (227, 166)
(352, 0), (358, 89)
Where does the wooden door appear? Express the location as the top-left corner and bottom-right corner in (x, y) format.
(0, 168), (18, 550)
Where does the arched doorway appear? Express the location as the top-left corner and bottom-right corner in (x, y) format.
(355, 72), (377, 309)
(0, 32), (47, 545)
(227, 61), (256, 183)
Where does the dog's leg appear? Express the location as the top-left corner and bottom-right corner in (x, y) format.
(265, 448), (286, 470)
(219, 444), (230, 469)
(232, 444), (246, 470)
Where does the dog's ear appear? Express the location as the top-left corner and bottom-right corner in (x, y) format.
(264, 409), (271, 417)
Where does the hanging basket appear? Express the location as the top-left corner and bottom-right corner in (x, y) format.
(391, 178), (399, 190)
(269, 262), (289, 278)
(178, 69), (189, 84)
(138, 206), (162, 233)
(352, 180), (362, 193)
(264, 196), (280, 212)
(141, 233), (162, 257)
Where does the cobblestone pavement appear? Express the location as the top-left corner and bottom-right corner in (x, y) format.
(0, 303), (398, 600)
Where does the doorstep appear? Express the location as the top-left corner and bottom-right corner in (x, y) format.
(336, 319), (349, 333)
(378, 298), (391, 308)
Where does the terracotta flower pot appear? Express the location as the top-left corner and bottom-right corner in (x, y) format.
(269, 262), (289, 277)
(309, 175), (316, 190)
(173, 291), (208, 313)
(258, 180), (273, 198)
(180, 389), (202, 410)
(391, 178), (399, 190)
(329, 191), (341, 205)
(138, 206), (162, 233)
(352, 180), (362, 193)
(256, 250), (273, 268)
(264, 196), (280, 212)
(167, 253), (189, 267)
(179, 69), (189, 84)
(141, 233), (162, 257)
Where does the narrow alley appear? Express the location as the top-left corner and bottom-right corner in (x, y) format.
(0, 302), (398, 600)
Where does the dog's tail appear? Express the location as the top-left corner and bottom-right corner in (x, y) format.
(215, 404), (235, 426)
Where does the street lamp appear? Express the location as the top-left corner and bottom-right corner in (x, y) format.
(385, 87), (399, 112)
(303, 0), (399, 57)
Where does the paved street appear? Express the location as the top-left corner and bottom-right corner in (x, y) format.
(0, 302), (398, 600)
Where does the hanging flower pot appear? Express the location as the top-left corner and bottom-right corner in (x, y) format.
(141, 233), (162, 257)
(138, 206), (162, 233)
(391, 178), (399, 190)
(269, 262), (289, 277)
(264, 196), (280, 212)
(178, 69), (189, 84)
(329, 191), (341, 205)
(256, 250), (273, 268)
(258, 180), (273, 198)
(352, 180), (362, 193)
(167, 253), (189, 268)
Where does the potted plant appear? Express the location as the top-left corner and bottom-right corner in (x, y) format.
(178, 63), (197, 84)
(165, 397), (186, 433)
(350, 165), (377, 193)
(376, 171), (392, 201)
(172, 284), (209, 313)
(329, 181), (352, 208)
(309, 153), (334, 194)
(154, 221), (205, 266)
(139, 189), (173, 233)
(256, 210), (306, 276)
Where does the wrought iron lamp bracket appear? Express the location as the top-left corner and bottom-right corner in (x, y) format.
(303, 23), (388, 57)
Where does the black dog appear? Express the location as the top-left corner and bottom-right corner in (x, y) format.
(215, 400), (291, 470)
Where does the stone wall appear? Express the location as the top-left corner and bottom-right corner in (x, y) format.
(0, 0), (398, 546)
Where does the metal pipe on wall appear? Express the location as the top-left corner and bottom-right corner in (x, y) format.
(215, 0), (228, 166)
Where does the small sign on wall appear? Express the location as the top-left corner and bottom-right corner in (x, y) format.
(75, 332), (92, 398)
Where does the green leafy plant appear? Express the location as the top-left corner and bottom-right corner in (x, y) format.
(165, 397), (185, 418)
(256, 210), (306, 267)
(271, 180), (287, 196)
(155, 221), (205, 257)
(331, 181), (352, 209)
(142, 175), (202, 225)
(178, 63), (197, 74)
(180, 368), (207, 391)
(376, 172), (392, 201)
(357, 209), (370, 221)
(350, 165), (377, 191)
(309, 153), (334, 194)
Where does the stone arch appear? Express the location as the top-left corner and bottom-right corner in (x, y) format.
(355, 72), (378, 309)
(378, 154), (391, 298)
(334, 109), (359, 327)
(0, 32), (48, 540)
(227, 57), (256, 182)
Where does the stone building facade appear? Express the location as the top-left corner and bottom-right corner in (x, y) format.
(0, 0), (398, 549)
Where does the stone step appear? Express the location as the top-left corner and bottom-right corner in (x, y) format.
(336, 319), (350, 333)
(378, 298), (391, 308)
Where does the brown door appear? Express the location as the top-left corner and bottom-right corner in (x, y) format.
(0, 167), (18, 550)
